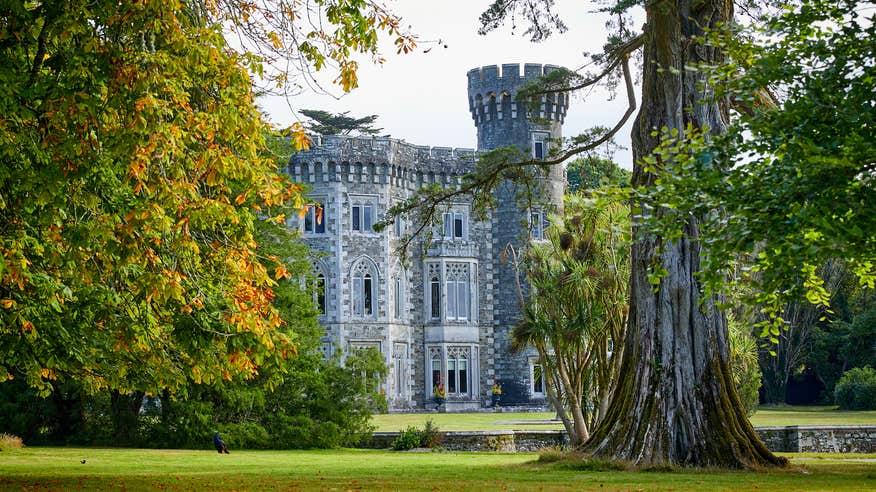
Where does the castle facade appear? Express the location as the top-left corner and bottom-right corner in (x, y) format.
(288, 64), (569, 411)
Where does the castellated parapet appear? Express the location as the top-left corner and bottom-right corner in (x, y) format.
(467, 63), (570, 131)
(288, 135), (477, 189)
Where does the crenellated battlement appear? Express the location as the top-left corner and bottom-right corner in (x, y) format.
(288, 135), (477, 188)
(467, 63), (569, 126)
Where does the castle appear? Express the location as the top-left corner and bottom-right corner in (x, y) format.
(287, 64), (569, 411)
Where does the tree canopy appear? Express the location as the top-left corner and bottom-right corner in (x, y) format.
(566, 156), (630, 193)
(631, 0), (875, 329)
(300, 109), (382, 136)
(0, 0), (413, 394)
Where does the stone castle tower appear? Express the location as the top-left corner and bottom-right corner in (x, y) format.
(288, 63), (569, 410)
(467, 63), (568, 403)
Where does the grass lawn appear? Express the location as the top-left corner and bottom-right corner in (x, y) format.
(0, 447), (874, 491)
(370, 406), (876, 432)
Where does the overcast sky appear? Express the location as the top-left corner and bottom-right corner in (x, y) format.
(257, 1), (642, 168)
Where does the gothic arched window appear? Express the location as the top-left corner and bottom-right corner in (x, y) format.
(352, 259), (378, 317)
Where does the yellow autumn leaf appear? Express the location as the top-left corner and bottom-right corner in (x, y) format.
(0, 299), (14, 308)
(235, 190), (248, 205)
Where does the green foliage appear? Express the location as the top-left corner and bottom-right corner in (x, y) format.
(0, 0), (417, 396)
(300, 109), (382, 136)
(391, 419), (442, 450)
(566, 156), (630, 193)
(727, 317), (761, 416)
(0, 0), (298, 394)
(515, 193), (630, 443)
(834, 367), (876, 410)
(391, 426), (423, 451)
(627, 0), (876, 332)
(808, 285), (876, 401)
(419, 419), (443, 448)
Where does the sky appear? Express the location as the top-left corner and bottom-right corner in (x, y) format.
(257, 1), (642, 168)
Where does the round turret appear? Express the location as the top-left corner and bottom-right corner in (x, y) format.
(469, 64), (571, 405)
(466, 63), (569, 153)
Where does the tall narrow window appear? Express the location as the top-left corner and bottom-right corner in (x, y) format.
(363, 273), (372, 315)
(428, 264), (441, 320)
(352, 205), (361, 231)
(393, 215), (402, 236)
(532, 132), (549, 160)
(315, 273), (326, 314)
(394, 276), (403, 319)
(430, 348), (442, 396)
(530, 211), (545, 240)
(458, 358), (468, 394)
(394, 343), (407, 399)
(352, 260), (377, 317)
(447, 359), (456, 393)
(363, 205), (373, 231)
(532, 363), (545, 396)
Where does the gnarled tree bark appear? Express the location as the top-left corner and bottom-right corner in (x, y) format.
(581, 0), (787, 468)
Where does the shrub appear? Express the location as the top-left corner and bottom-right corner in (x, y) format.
(221, 422), (271, 450)
(0, 433), (24, 451)
(391, 426), (423, 450)
(419, 419), (443, 449)
(728, 316), (762, 416)
(834, 366), (876, 410)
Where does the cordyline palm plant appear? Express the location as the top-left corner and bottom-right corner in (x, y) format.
(512, 193), (630, 447)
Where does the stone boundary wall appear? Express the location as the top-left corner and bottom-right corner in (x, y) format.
(363, 430), (567, 453)
(362, 426), (876, 453)
(756, 425), (876, 453)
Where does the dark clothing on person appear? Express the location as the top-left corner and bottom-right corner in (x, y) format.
(214, 431), (230, 454)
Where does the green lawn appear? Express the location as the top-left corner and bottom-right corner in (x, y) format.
(0, 447), (873, 491)
(750, 406), (876, 427)
(370, 406), (876, 432)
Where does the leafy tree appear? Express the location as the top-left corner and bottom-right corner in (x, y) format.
(472, 0), (785, 468)
(566, 156), (630, 193)
(0, 0), (413, 394)
(631, 0), (875, 328)
(513, 194), (629, 446)
(755, 260), (849, 404)
(808, 283), (876, 401)
(300, 109), (382, 136)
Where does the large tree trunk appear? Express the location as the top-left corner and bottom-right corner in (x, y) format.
(582, 0), (786, 468)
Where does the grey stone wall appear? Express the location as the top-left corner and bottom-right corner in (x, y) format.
(758, 425), (876, 453)
(363, 426), (876, 453)
(364, 430), (567, 452)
